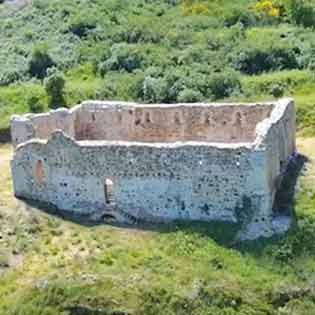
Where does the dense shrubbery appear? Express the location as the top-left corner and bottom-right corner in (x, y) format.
(1, 0), (315, 132)
(232, 46), (300, 74)
(68, 16), (96, 38)
(27, 95), (45, 113)
(0, 69), (21, 86)
(28, 45), (55, 79)
(44, 68), (66, 109)
(290, 0), (315, 28)
(98, 44), (144, 74)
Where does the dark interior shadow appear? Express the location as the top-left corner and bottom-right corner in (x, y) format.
(19, 153), (308, 249)
(237, 152), (308, 252)
(273, 153), (308, 218)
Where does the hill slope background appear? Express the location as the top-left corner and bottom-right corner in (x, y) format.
(2, 0), (315, 314)
(1, 0), (315, 135)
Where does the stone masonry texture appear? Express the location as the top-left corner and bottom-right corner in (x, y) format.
(10, 99), (296, 240)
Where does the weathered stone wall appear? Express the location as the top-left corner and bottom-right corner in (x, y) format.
(11, 108), (75, 148)
(11, 102), (274, 146)
(11, 133), (268, 223)
(10, 99), (296, 240)
(74, 102), (274, 143)
(258, 98), (296, 205)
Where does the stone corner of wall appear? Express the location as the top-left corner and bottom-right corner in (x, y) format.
(253, 97), (295, 149)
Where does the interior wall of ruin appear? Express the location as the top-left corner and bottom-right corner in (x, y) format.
(11, 102), (275, 147)
(11, 108), (75, 148)
(74, 103), (274, 143)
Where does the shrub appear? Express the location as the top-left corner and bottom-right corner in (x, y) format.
(270, 83), (284, 98)
(99, 44), (143, 74)
(231, 46), (300, 75)
(95, 72), (144, 101)
(177, 88), (203, 102)
(224, 7), (257, 28)
(68, 16), (96, 38)
(28, 45), (55, 79)
(0, 69), (21, 86)
(118, 24), (163, 44)
(142, 76), (168, 103)
(44, 68), (66, 109)
(254, 0), (280, 19)
(181, 0), (210, 16)
(27, 96), (45, 113)
(290, 0), (315, 28)
(207, 70), (241, 99)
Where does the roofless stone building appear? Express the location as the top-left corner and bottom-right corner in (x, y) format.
(10, 98), (296, 240)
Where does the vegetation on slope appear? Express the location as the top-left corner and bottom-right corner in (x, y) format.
(2, 0), (315, 134)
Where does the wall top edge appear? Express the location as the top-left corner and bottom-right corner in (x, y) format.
(254, 97), (294, 147)
(10, 98), (291, 122)
(14, 130), (255, 152)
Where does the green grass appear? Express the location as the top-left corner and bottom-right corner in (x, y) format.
(1, 139), (315, 314)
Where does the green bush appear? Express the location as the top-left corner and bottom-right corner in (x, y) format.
(207, 70), (242, 99)
(291, 0), (315, 28)
(44, 68), (66, 109)
(99, 44), (143, 74)
(270, 83), (285, 98)
(142, 76), (168, 103)
(28, 45), (55, 79)
(0, 69), (21, 86)
(68, 18), (96, 38)
(223, 7), (257, 28)
(27, 95), (45, 113)
(232, 46), (300, 75)
(177, 88), (203, 102)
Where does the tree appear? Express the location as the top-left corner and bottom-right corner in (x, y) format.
(44, 68), (66, 109)
(28, 45), (55, 79)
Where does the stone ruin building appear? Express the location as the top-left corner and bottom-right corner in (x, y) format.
(10, 98), (296, 240)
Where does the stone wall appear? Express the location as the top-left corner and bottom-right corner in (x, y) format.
(10, 99), (296, 240)
(74, 102), (274, 143)
(11, 101), (275, 146)
(11, 108), (75, 148)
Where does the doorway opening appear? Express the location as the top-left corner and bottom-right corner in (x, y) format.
(104, 178), (114, 204)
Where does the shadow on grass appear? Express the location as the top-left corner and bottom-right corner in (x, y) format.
(64, 306), (130, 315)
(0, 127), (11, 143)
(18, 153), (307, 250)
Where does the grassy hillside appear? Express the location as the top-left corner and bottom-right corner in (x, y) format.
(2, 0), (315, 135)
